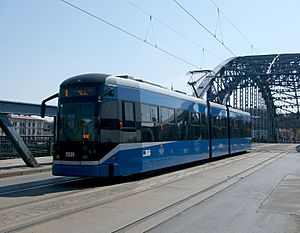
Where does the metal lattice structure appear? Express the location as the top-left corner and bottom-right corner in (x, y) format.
(188, 53), (300, 143)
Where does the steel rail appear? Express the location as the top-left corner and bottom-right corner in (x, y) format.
(0, 144), (290, 233)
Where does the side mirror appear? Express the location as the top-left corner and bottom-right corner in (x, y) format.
(41, 93), (59, 118)
(41, 103), (46, 118)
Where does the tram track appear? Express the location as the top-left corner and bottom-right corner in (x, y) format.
(112, 146), (295, 233)
(0, 177), (88, 196)
(0, 177), (90, 212)
(0, 144), (294, 233)
(0, 142), (264, 200)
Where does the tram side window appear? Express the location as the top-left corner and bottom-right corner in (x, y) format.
(211, 115), (227, 139)
(141, 104), (158, 142)
(190, 112), (202, 140)
(238, 120), (242, 138)
(169, 108), (175, 123)
(237, 120), (242, 137)
(141, 104), (158, 123)
(230, 118), (237, 138)
(160, 107), (175, 124)
(150, 105), (158, 123)
(231, 118), (245, 138)
(220, 116), (227, 138)
(122, 102), (135, 128)
(141, 104), (151, 122)
(211, 116), (217, 139)
(160, 107), (176, 141)
(246, 121), (252, 137)
(201, 113), (208, 139)
(177, 109), (189, 125)
(221, 117), (227, 128)
(177, 109), (189, 140)
(200, 113), (206, 126)
(240, 120), (247, 138)
(191, 112), (200, 125)
(161, 107), (168, 124)
(101, 100), (118, 130)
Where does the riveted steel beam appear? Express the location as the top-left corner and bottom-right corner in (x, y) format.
(0, 100), (57, 167)
(189, 53), (300, 142)
(0, 114), (39, 167)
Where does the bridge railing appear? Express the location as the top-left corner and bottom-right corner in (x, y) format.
(0, 136), (53, 159)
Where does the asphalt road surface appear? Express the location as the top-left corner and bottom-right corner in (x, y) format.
(0, 143), (299, 233)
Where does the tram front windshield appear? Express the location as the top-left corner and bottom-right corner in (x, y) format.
(59, 103), (96, 141)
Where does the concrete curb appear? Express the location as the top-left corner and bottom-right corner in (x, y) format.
(0, 166), (52, 178)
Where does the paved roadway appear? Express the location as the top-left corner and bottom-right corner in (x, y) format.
(0, 156), (52, 178)
(150, 146), (300, 233)
(0, 143), (299, 233)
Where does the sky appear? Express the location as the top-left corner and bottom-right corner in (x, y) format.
(1, 0), (300, 105)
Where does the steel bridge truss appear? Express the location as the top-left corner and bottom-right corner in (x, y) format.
(188, 53), (300, 143)
(0, 100), (57, 167)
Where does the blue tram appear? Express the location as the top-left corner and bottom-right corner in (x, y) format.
(41, 73), (251, 177)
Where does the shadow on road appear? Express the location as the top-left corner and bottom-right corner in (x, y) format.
(0, 151), (247, 198)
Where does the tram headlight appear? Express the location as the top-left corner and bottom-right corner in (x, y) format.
(82, 154), (88, 160)
(55, 154), (60, 160)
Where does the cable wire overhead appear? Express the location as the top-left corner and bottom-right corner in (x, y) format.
(172, 0), (237, 57)
(208, 0), (259, 53)
(125, 0), (223, 61)
(59, 0), (200, 69)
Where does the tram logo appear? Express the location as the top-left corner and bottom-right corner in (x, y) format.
(159, 144), (165, 154)
(142, 149), (151, 157)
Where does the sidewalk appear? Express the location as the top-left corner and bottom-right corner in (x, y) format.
(0, 156), (52, 178)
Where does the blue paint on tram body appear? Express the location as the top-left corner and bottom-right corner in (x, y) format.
(44, 73), (251, 177)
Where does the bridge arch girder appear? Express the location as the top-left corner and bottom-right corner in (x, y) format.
(210, 75), (275, 111)
(188, 53), (300, 142)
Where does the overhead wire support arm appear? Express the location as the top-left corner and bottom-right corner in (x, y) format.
(214, 7), (224, 44)
(144, 15), (157, 47)
(208, 0), (259, 53)
(59, 0), (200, 69)
(172, 0), (237, 57)
(150, 16), (158, 47)
(125, 0), (223, 61)
(144, 16), (151, 42)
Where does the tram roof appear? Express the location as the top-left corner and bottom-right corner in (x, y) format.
(60, 73), (111, 86)
(61, 73), (249, 116)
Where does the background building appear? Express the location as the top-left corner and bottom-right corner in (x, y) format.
(0, 114), (53, 137)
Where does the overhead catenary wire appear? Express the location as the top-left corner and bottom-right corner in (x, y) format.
(172, 0), (237, 57)
(208, 0), (259, 53)
(58, 0), (200, 69)
(125, 0), (223, 61)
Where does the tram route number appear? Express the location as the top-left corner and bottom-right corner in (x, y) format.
(65, 152), (75, 158)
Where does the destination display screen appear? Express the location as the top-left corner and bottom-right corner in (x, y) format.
(62, 87), (96, 97)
